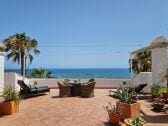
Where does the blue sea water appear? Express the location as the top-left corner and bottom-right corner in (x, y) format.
(5, 68), (130, 79)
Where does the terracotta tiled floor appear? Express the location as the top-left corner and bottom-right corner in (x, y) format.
(0, 89), (168, 126)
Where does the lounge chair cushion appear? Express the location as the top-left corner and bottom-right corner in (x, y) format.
(36, 86), (50, 93)
(18, 80), (50, 95)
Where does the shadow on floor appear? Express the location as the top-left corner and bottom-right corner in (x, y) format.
(51, 96), (60, 98)
(141, 109), (168, 124)
(0, 114), (7, 118)
(21, 93), (48, 99)
(101, 121), (122, 126)
(97, 119), (122, 126)
(103, 121), (122, 126)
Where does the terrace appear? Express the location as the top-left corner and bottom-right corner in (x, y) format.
(0, 89), (168, 126)
(1, 31), (168, 126)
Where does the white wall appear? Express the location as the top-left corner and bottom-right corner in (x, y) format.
(152, 47), (167, 87)
(29, 78), (131, 89)
(0, 52), (4, 93)
(134, 72), (152, 92)
(4, 72), (25, 91)
(4, 72), (132, 89)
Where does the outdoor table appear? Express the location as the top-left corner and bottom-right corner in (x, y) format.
(69, 82), (86, 96)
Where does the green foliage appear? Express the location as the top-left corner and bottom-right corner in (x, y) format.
(150, 84), (162, 97)
(129, 117), (146, 126)
(0, 44), (6, 52)
(29, 68), (53, 78)
(115, 87), (135, 104)
(159, 87), (168, 94)
(129, 50), (151, 75)
(103, 102), (121, 115)
(2, 86), (20, 103)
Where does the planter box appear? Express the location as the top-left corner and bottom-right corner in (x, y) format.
(117, 102), (140, 120)
(108, 113), (120, 125)
(14, 102), (19, 113)
(124, 118), (146, 126)
(0, 101), (19, 115)
(152, 103), (164, 111)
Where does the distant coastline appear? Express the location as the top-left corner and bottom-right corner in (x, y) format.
(5, 68), (130, 79)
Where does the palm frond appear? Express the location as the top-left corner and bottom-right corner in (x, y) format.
(33, 49), (40, 54)
(3, 33), (40, 76)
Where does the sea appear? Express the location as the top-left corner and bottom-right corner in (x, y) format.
(5, 68), (130, 79)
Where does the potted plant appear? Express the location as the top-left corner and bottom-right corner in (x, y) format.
(150, 84), (161, 99)
(152, 98), (164, 111)
(124, 117), (146, 126)
(116, 87), (140, 120)
(0, 86), (20, 115)
(104, 102), (121, 126)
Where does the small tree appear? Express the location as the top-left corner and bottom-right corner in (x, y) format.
(29, 68), (53, 78)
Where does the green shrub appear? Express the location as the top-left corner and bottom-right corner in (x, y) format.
(129, 117), (146, 126)
(2, 86), (20, 103)
(115, 87), (135, 104)
(159, 87), (168, 94)
(150, 84), (161, 97)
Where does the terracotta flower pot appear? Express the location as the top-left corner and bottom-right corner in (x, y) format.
(14, 102), (19, 113)
(117, 102), (140, 120)
(1, 102), (14, 115)
(108, 113), (120, 125)
(152, 103), (164, 111)
(0, 101), (20, 115)
(124, 118), (146, 126)
(163, 93), (168, 99)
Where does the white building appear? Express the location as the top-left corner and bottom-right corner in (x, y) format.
(131, 36), (168, 87)
(0, 52), (4, 93)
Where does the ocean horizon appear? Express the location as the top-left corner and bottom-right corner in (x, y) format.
(5, 68), (130, 79)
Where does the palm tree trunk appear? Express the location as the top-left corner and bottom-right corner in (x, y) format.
(21, 52), (25, 76)
(25, 56), (27, 77)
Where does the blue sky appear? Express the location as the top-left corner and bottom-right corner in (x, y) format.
(0, 0), (168, 69)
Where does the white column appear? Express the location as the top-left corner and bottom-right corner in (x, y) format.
(152, 47), (167, 86)
(0, 52), (4, 93)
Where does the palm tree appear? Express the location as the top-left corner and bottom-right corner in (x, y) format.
(129, 58), (140, 75)
(3, 33), (40, 76)
(29, 68), (53, 78)
(129, 50), (151, 75)
(137, 51), (151, 72)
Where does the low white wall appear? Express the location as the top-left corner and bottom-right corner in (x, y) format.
(0, 52), (4, 93)
(4, 72), (26, 91)
(29, 78), (131, 89)
(4, 72), (153, 93)
(134, 72), (152, 92)
(4, 72), (132, 90)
